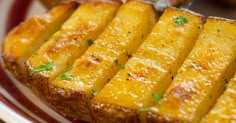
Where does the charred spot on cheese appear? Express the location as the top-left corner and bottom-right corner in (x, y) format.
(126, 49), (132, 58)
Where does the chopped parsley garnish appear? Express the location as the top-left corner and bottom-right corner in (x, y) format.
(223, 84), (227, 90)
(198, 116), (204, 122)
(174, 16), (188, 26)
(87, 39), (93, 46)
(91, 88), (97, 96)
(120, 65), (126, 70)
(152, 92), (164, 102)
(30, 62), (54, 76)
(33, 52), (38, 56)
(139, 107), (150, 112)
(67, 66), (73, 71)
(48, 32), (60, 41)
(58, 73), (74, 80)
(188, 63), (197, 69)
(114, 59), (118, 65)
(190, 63), (195, 68)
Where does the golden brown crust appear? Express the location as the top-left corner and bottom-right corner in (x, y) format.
(147, 110), (188, 123)
(2, 16), (49, 82)
(2, 3), (78, 83)
(92, 100), (139, 123)
(47, 85), (92, 122)
(200, 74), (236, 123)
(147, 16), (236, 123)
(167, 6), (205, 20)
(208, 16), (236, 23)
(42, 0), (157, 122)
(5, 0), (236, 122)
(90, 5), (205, 123)
(25, 0), (121, 87)
(25, 60), (47, 93)
(4, 60), (23, 81)
(25, 0), (121, 122)
(25, 59), (93, 122)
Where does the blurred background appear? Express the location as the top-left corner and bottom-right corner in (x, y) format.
(0, 0), (235, 41)
(190, 0), (236, 19)
(40, 0), (236, 19)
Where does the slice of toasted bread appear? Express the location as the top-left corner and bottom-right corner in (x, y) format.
(2, 2), (78, 82)
(201, 73), (236, 123)
(148, 17), (236, 123)
(91, 6), (204, 123)
(45, 0), (158, 122)
(25, 0), (121, 95)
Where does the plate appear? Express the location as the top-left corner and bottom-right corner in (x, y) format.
(0, 0), (235, 122)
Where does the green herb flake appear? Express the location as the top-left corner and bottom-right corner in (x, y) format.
(198, 116), (204, 122)
(67, 66), (73, 71)
(87, 39), (93, 46)
(223, 84), (227, 90)
(139, 107), (150, 112)
(91, 88), (97, 96)
(152, 92), (164, 102)
(30, 62), (54, 76)
(48, 32), (60, 41)
(190, 63), (195, 68)
(188, 63), (198, 69)
(33, 52), (38, 56)
(58, 73), (74, 80)
(120, 65), (126, 70)
(174, 16), (188, 26)
(114, 59), (119, 65)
